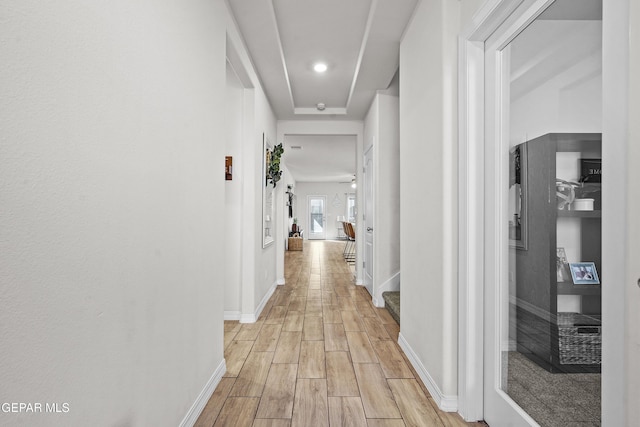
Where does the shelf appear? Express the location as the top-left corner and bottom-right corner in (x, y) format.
(557, 210), (601, 218)
(557, 281), (601, 295)
(554, 134), (602, 152)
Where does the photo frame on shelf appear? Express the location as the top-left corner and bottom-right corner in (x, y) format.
(509, 143), (528, 250)
(262, 133), (274, 248)
(569, 262), (600, 285)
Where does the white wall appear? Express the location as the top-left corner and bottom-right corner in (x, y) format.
(0, 1), (226, 425)
(254, 89), (278, 318)
(224, 61), (244, 316)
(225, 11), (278, 323)
(509, 20), (602, 145)
(364, 93), (401, 307)
(399, 0), (460, 407)
(294, 182), (354, 240)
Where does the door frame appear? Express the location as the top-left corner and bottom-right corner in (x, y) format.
(458, 0), (628, 424)
(363, 144), (374, 298)
(458, 2), (524, 419)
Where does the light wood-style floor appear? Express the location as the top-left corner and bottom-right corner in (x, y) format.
(195, 240), (486, 427)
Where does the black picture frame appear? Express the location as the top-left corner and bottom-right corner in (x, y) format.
(579, 158), (602, 183)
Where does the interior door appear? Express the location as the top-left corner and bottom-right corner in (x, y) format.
(483, 0), (558, 425)
(363, 146), (374, 296)
(308, 195), (326, 240)
(483, 0), (605, 425)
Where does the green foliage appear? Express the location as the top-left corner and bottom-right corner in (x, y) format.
(268, 143), (284, 187)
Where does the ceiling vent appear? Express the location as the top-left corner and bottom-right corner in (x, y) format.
(290, 145), (303, 150)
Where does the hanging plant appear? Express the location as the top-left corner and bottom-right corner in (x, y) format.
(267, 143), (284, 187)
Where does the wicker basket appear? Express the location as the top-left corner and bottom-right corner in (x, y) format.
(288, 237), (303, 251)
(557, 312), (601, 365)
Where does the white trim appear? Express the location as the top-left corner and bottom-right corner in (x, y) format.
(457, 10), (490, 425)
(240, 280), (277, 324)
(267, 0), (294, 110)
(277, 278), (286, 285)
(179, 359), (226, 427)
(462, 0), (524, 41)
(346, 0), (378, 109)
(224, 311), (241, 321)
(372, 271), (400, 308)
(355, 279), (363, 286)
(602, 1), (629, 425)
(398, 333), (458, 412)
(240, 313), (257, 323)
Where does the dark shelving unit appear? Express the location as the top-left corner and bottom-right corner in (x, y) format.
(514, 133), (602, 374)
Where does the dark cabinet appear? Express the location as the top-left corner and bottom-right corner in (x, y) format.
(514, 133), (601, 373)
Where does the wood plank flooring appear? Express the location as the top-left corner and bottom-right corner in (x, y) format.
(195, 240), (486, 427)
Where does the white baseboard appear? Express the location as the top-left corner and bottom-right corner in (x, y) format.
(179, 359), (226, 427)
(373, 271), (400, 308)
(224, 311), (241, 321)
(240, 280), (277, 323)
(398, 333), (458, 412)
(277, 278), (286, 285)
(356, 279), (363, 286)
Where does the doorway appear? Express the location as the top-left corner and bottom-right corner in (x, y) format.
(308, 195), (327, 240)
(484, 1), (603, 424)
(459, 0), (607, 425)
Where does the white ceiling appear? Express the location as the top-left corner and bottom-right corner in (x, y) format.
(227, 0), (418, 121)
(283, 135), (356, 183)
(227, 0), (417, 183)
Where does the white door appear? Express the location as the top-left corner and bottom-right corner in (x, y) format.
(483, 0), (604, 425)
(484, 25), (534, 424)
(363, 146), (374, 296)
(308, 196), (326, 240)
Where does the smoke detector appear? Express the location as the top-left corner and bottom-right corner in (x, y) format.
(316, 103), (326, 111)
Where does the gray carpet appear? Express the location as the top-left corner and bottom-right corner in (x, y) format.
(506, 351), (601, 426)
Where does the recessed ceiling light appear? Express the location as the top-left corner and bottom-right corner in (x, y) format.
(314, 63), (327, 73)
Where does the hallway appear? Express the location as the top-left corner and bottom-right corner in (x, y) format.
(195, 241), (485, 427)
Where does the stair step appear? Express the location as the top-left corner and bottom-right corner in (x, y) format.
(382, 291), (400, 325)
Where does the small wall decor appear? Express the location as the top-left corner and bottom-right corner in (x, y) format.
(332, 193), (342, 208)
(262, 134), (275, 247)
(225, 156), (233, 180)
(266, 143), (284, 187)
(286, 185), (295, 218)
(569, 262), (600, 285)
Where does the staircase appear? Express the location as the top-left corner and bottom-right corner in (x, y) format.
(382, 291), (400, 325)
